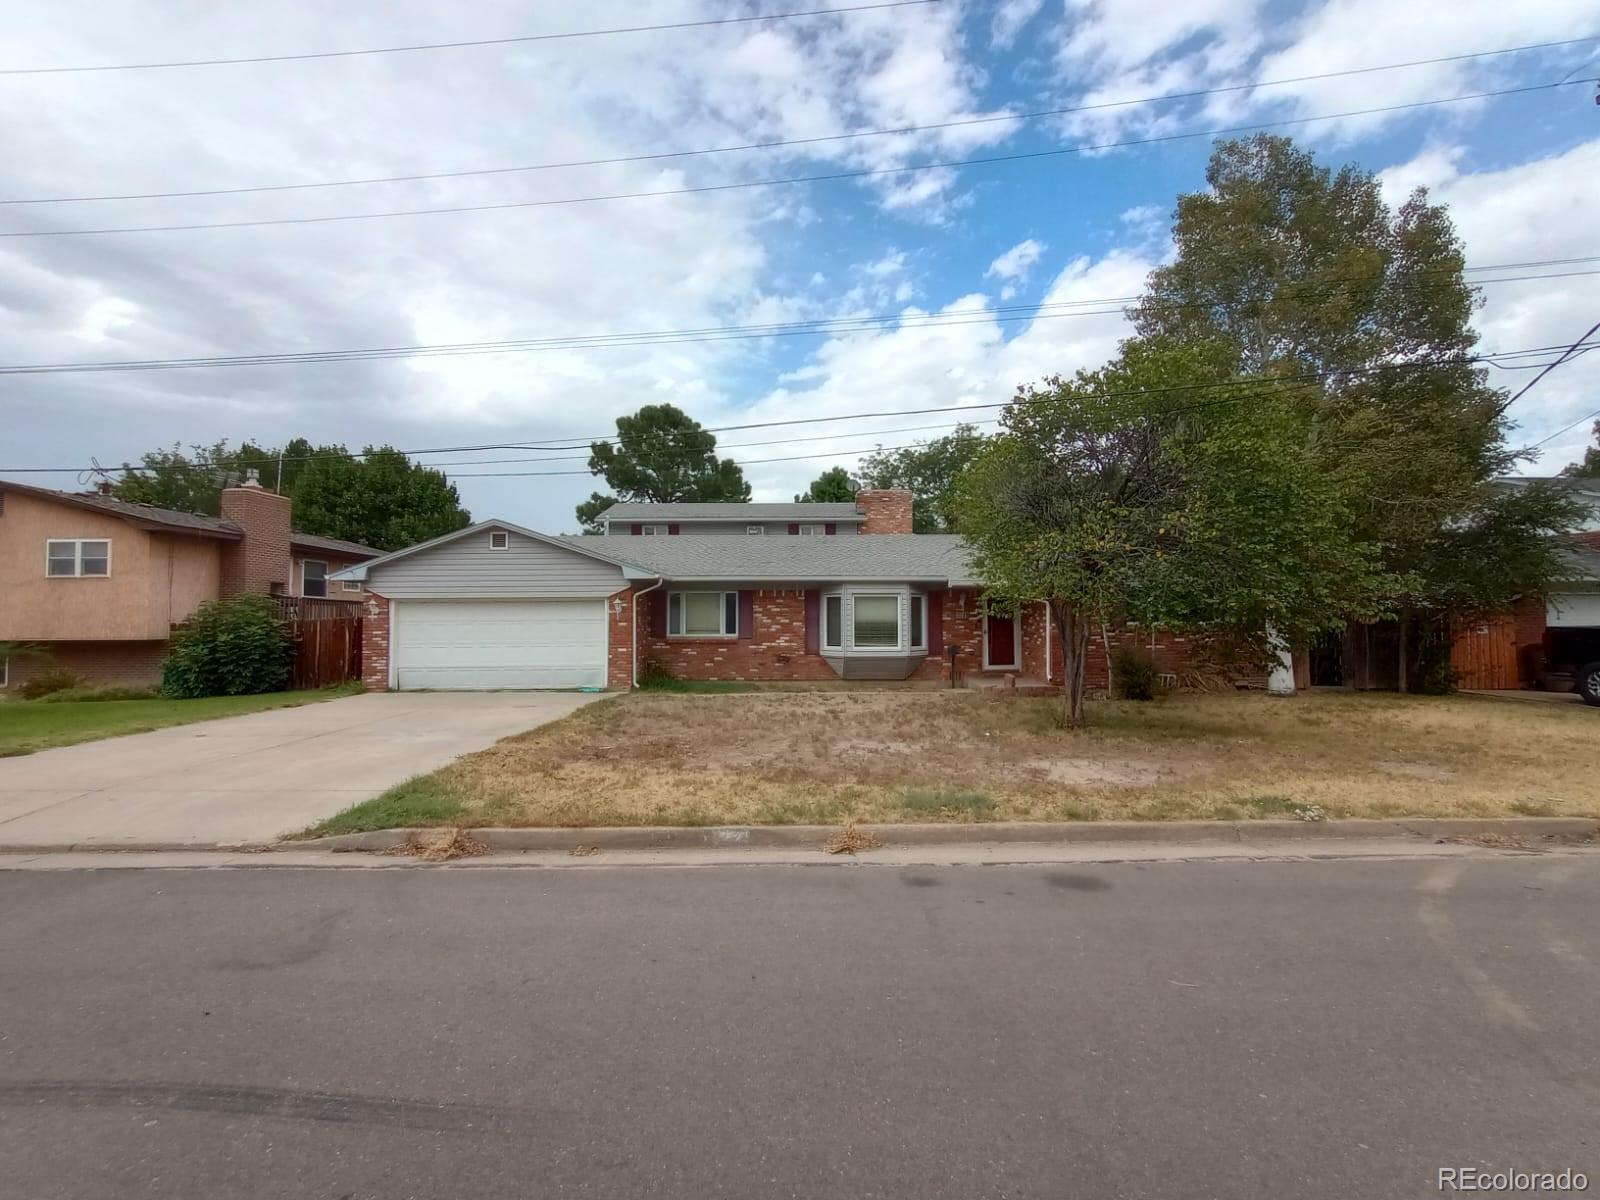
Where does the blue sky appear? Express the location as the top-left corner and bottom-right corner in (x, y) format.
(2, 0), (1597, 530)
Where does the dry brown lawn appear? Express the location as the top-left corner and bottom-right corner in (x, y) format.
(315, 688), (1600, 833)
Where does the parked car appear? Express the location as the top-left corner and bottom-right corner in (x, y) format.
(1543, 628), (1600, 706)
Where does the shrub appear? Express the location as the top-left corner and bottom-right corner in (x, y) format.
(1110, 645), (1161, 701)
(162, 594), (292, 698)
(38, 685), (160, 704)
(17, 667), (85, 700)
(637, 660), (678, 690)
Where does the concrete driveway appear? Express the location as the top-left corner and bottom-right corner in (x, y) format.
(0, 692), (600, 850)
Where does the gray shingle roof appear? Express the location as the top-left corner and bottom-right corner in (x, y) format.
(1557, 543), (1600, 583)
(0, 479), (242, 537)
(571, 533), (976, 585)
(290, 531), (383, 558)
(600, 501), (864, 523)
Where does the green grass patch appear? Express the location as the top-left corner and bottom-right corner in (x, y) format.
(636, 678), (763, 694)
(896, 787), (996, 819)
(305, 774), (467, 837)
(0, 683), (359, 756)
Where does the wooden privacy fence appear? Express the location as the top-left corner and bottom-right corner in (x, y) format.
(1450, 613), (1519, 690)
(275, 597), (362, 689)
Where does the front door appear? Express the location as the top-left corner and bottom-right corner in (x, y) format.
(984, 613), (1017, 669)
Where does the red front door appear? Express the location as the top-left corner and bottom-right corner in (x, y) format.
(985, 613), (1017, 668)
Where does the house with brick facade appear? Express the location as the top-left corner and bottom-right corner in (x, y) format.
(0, 476), (380, 689)
(335, 488), (1195, 693)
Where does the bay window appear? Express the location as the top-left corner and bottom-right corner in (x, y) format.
(823, 594), (842, 649)
(851, 594), (900, 648)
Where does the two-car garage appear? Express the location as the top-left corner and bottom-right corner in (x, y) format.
(345, 523), (634, 691)
(391, 599), (609, 690)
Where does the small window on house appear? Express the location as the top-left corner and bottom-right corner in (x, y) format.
(746, 525), (764, 535)
(46, 538), (110, 577)
(910, 594), (925, 650)
(668, 591), (738, 637)
(823, 595), (843, 650)
(796, 524), (825, 536)
(852, 594), (900, 648)
(489, 530), (510, 550)
(302, 560), (328, 598)
(641, 524), (668, 536)
(341, 580), (362, 593)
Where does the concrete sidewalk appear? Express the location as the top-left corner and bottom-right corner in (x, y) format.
(0, 692), (597, 850)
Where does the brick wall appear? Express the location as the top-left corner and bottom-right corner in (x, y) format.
(855, 489), (914, 534)
(219, 483), (291, 598)
(607, 587), (636, 690)
(1572, 531), (1600, 550)
(4, 640), (170, 688)
(361, 593), (391, 691)
(640, 588), (841, 681)
(1511, 594), (1547, 685)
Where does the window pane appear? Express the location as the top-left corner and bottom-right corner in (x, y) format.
(47, 543), (77, 576)
(303, 561), (326, 597)
(684, 592), (723, 636)
(79, 543), (109, 576)
(668, 593), (683, 635)
(724, 592), (739, 636)
(853, 595), (899, 648)
(910, 595), (924, 648)
(824, 595), (842, 648)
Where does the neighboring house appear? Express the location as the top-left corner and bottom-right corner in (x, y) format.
(335, 489), (1196, 692)
(0, 476), (381, 688)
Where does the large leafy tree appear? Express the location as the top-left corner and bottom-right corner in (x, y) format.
(576, 403), (750, 530)
(291, 446), (471, 552)
(959, 342), (1371, 727)
(859, 424), (987, 532)
(114, 440), (284, 514)
(1133, 133), (1574, 690)
(1562, 421), (1599, 478)
(794, 466), (857, 503)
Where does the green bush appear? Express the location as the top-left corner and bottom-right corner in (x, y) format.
(162, 594), (292, 698)
(38, 685), (161, 704)
(637, 659), (678, 689)
(16, 667), (85, 700)
(1110, 645), (1161, 701)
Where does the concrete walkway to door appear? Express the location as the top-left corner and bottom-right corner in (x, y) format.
(0, 692), (600, 850)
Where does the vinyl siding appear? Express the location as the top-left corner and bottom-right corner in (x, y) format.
(366, 527), (627, 598)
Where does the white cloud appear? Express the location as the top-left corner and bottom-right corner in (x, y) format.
(992, 0), (1048, 49)
(986, 237), (1047, 299)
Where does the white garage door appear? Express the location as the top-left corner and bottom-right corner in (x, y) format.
(393, 600), (608, 690)
(1548, 592), (1600, 628)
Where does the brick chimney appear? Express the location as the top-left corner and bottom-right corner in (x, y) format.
(855, 488), (915, 534)
(219, 470), (292, 597)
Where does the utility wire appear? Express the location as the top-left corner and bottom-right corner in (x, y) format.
(1, 259), (1594, 377)
(3, 78), (1593, 239)
(1532, 405), (1600, 449)
(0, 1), (940, 75)
(1496, 318), (1600, 415)
(6, 35), (1596, 206)
(5, 341), (1591, 476)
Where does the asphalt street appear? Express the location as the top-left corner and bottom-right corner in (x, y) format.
(1, 856), (1596, 1198)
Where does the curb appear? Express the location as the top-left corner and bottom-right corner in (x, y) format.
(293, 817), (1599, 855)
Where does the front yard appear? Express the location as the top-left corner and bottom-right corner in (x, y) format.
(0, 684), (360, 756)
(310, 688), (1600, 834)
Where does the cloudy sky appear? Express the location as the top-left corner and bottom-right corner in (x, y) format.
(2, 0), (1597, 530)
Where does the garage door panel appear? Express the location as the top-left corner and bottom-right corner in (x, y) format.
(1548, 592), (1600, 628)
(394, 600), (608, 690)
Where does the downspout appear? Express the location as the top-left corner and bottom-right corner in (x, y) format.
(631, 578), (665, 688)
(1043, 601), (1052, 683)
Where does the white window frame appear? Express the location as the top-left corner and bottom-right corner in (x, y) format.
(488, 530), (511, 550)
(301, 559), (329, 598)
(45, 538), (111, 578)
(0, 656), (7, 689)
(341, 580), (363, 593)
(641, 524), (669, 536)
(823, 594), (843, 650)
(668, 590), (739, 638)
(851, 592), (901, 651)
(796, 523), (826, 536)
(909, 593), (926, 651)
(746, 525), (765, 536)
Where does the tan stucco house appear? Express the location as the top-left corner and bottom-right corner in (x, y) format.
(0, 476), (380, 689)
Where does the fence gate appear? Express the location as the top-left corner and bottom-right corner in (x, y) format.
(276, 598), (363, 689)
(1450, 614), (1518, 690)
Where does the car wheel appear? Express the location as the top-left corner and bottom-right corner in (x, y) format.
(1580, 661), (1600, 707)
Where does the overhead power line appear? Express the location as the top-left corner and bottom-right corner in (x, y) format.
(0, 1), (940, 76)
(4, 341), (1592, 477)
(7, 35), (1596, 206)
(1, 257), (1595, 377)
(1497, 318), (1600, 415)
(3, 77), (1593, 239)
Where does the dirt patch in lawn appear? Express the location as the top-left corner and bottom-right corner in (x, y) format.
(306, 687), (1600, 834)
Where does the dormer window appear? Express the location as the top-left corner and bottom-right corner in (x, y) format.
(641, 524), (668, 536)
(746, 525), (764, 535)
(489, 530), (510, 550)
(796, 524), (825, 536)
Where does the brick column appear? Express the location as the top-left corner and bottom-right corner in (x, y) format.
(606, 587), (636, 690)
(361, 593), (391, 691)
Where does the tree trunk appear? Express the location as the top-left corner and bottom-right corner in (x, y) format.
(1099, 622), (1116, 697)
(1397, 610), (1410, 694)
(1053, 601), (1091, 729)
